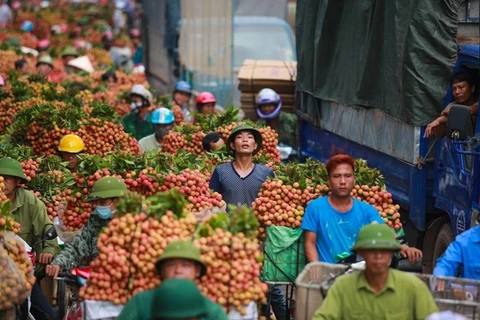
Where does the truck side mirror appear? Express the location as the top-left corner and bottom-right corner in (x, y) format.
(446, 104), (472, 140)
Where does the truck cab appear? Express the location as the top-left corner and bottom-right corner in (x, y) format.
(423, 45), (480, 272)
(298, 44), (480, 273)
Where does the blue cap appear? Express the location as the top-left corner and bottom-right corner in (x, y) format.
(174, 81), (192, 94)
(151, 108), (174, 125)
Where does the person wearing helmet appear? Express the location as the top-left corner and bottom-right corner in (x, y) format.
(256, 88), (298, 149)
(0, 157), (59, 266)
(58, 134), (85, 171)
(46, 177), (128, 279)
(0, 158), (60, 319)
(36, 39), (50, 55)
(313, 223), (438, 320)
(120, 84), (154, 140)
(209, 124), (288, 320)
(61, 46), (80, 73)
(196, 91), (217, 115)
(172, 81), (193, 122)
(129, 28), (143, 65)
(209, 124), (273, 207)
(36, 55), (54, 79)
(118, 240), (228, 320)
(137, 107), (174, 153)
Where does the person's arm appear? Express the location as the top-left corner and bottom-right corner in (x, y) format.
(209, 168), (222, 194)
(50, 222), (94, 271)
(31, 200), (59, 257)
(312, 279), (342, 320)
(301, 203), (319, 262)
(304, 231), (319, 263)
(424, 103), (454, 138)
(433, 239), (462, 277)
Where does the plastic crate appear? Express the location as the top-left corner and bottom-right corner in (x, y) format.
(261, 226), (305, 283)
(294, 262), (348, 320)
(416, 274), (480, 319)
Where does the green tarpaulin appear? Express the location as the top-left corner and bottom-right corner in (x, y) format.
(295, 0), (460, 126)
(262, 226), (305, 283)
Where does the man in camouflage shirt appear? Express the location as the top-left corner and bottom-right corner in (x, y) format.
(255, 88), (298, 149)
(45, 177), (128, 277)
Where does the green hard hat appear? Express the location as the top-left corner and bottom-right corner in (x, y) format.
(226, 124), (263, 156)
(61, 46), (79, 58)
(86, 176), (128, 202)
(0, 158), (27, 182)
(5, 37), (21, 47)
(36, 55), (54, 68)
(151, 279), (208, 319)
(155, 240), (207, 277)
(351, 223), (402, 252)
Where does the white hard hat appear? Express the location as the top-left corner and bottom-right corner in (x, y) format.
(130, 84), (152, 105)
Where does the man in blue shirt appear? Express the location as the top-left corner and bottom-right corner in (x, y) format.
(433, 224), (480, 279)
(302, 154), (422, 264)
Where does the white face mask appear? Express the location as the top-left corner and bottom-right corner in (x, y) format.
(130, 102), (143, 111)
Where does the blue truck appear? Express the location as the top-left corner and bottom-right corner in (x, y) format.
(295, 0), (480, 273)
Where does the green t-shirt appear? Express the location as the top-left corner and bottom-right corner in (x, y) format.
(313, 269), (438, 320)
(120, 112), (154, 141)
(117, 289), (229, 320)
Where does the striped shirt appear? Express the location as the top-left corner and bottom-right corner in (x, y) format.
(209, 162), (274, 208)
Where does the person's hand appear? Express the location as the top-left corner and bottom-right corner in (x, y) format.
(399, 246), (422, 264)
(38, 252), (54, 264)
(45, 264), (61, 278)
(436, 279), (446, 292)
(424, 119), (440, 138)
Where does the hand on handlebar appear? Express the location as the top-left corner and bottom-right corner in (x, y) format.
(399, 245), (422, 264)
(38, 252), (54, 264)
(46, 264), (61, 278)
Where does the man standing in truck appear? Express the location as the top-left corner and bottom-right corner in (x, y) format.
(302, 154), (422, 264)
(424, 70), (478, 137)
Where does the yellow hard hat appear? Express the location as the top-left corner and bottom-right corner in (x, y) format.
(58, 134), (85, 153)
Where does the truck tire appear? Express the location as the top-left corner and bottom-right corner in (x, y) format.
(432, 223), (454, 270)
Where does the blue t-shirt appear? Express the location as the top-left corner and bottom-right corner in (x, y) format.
(209, 162), (274, 208)
(301, 196), (384, 263)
